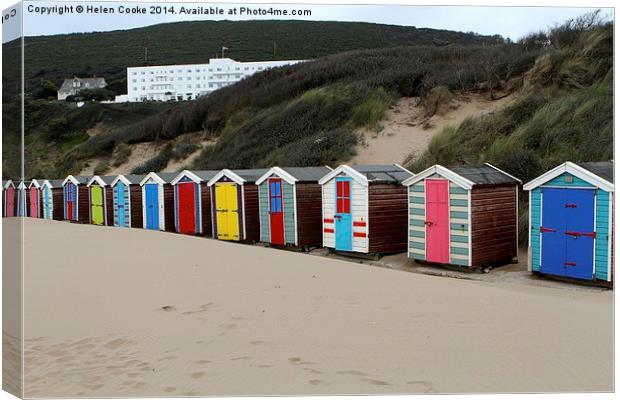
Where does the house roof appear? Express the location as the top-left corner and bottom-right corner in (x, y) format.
(58, 77), (107, 93)
(256, 166), (332, 185)
(523, 161), (614, 192)
(29, 179), (42, 188)
(403, 163), (520, 189)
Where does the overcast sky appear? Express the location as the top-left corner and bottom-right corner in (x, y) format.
(2, 1), (613, 43)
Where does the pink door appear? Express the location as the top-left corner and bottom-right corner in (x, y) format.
(29, 187), (39, 218)
(425, 179), (450, 263)
(5, 188), (15, 217)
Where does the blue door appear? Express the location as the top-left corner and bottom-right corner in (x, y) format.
(115, 184), (127, 227)
(541, 188), (595, 280)
(145, 184), (159, 230)
(564, 189), (595, 280)
(335, 178), (352, 251)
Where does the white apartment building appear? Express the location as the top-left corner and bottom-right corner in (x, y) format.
(115, 58), (304, 103)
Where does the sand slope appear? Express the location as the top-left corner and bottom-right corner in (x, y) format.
(15, 218), (612, 396)
(351, 94), (514, 165)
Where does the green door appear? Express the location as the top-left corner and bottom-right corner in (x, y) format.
(91, 186), (104, 225)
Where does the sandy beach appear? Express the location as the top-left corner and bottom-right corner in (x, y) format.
(9, 218), (613, 396)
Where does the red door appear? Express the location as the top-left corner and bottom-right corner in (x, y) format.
(269, 178), (284, 245)
(29, 187), (39, 218)
(67, 201), (73, 221)
(6, 188), (15, 217)
(178, 182), (196, 234)
(425, 179), (450, 263)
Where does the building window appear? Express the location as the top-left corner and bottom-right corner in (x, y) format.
(133, 87), (137, 91)
(187, 85), (192, 88)
(132, 79), (137, 83)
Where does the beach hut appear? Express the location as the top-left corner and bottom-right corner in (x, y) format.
(139, 172), (177, 232)
(170, 170), (219, 235)
(62, 175), (90, 223)
(206, 169), (269, 242)
(403, 164), (521, 268)
(110, 174), (145, 228)
(255, 166), (332, 248)
(40, 179), (64, 220)
(523, 161), (614, 282)
(27, 180), (42, 218)
(319, 164), (414, 255)
(17, 181), (28, 217)
(86, 176), (115, 226)
(3, 180), (16, 217)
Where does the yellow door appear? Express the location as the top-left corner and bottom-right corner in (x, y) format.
(216, 183), (239, 241)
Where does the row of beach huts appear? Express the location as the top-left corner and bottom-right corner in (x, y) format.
(2, 161), (614, 284)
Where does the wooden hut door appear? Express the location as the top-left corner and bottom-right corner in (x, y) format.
(335, 178), (352, 251)
(65, 183), (76, 220)
(115, 184), (127, 227)
(541, 188), (595, 280)
(91, 186), (105, 225)
(29, 187), (39, 217)
(6, 188), (15, 217)
(6, 188), (14, 217)
(425, 180), (450, 264)
(215, 183), (239, 241)
(42, 187), (51, 219)
(145, 184), (159, 230)
(269, 178), (285, 245)
(178, 182), (196, 234)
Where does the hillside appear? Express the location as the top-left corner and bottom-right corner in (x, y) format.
(2, 20), (505, 99)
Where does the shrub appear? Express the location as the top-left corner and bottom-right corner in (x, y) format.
(93, 160), (110, 175)
(112, 143), (131, 167)
(131, 144), (173, 174)
(172, 142), (199, 160)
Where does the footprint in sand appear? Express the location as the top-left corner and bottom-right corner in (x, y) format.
(219, 323), (237, 329)
(163, 387), (176, 393)
(309, 379), (329, 386)
(195, 360), (211, 364)
(406, 380), (437, 393)
(250, 340), (271, 346)
(362, 378), (391, 386)
(251, 364), (272, 368)
(189, 371), (207, 379)
(337, 370), (370, 376)
(304, 367), (324, 374)
(104, 338), (135, 350)
(230, 356), (252, 361)
(158, 355), (177, 361)
(288, 357), (302, 364)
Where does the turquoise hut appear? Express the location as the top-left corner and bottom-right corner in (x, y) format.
(523, 161), (614, 283)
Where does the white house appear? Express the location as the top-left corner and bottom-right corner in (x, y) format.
(115, 57), (304, 103)
(57, 77), (107, 100)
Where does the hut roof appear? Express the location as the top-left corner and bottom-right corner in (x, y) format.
(523, 161), (614, 192)
(351, 165), (414, 183)
(42, 179), (65, 188)
(403, 163), (520, 189)
(319, 164), (413, 186)
(207, 169), (270, 186)
(256, 166), (332, 185)
(112, 174), (146, 186)
(171, 170), (220, 185)
(579, 161), (613, 184)
(446, 164), (521, 186)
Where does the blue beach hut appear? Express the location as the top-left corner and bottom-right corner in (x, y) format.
(523, 161), (614, 282)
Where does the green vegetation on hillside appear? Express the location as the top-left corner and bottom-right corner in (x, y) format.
(2, 20), (505, 100)
(407, 13), (612, 245)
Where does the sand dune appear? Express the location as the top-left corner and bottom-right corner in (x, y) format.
(10, 218), (612, 396)
(351, 94), (514, 165)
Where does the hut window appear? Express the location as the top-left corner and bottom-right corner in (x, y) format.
(336, 180), (351, 214)
(565, 175), (573, 183)
(269, 180), (282, 213)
